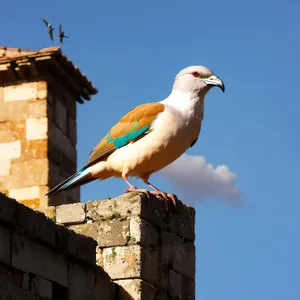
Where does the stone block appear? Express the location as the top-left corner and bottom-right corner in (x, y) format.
(70, 218), (130, 247)
(102, 245), (141, 279)
(48, 121), (76, 162)
(0, 140), (21, 160)
(167, 205), (195, 241)
(12, 233), (68, 286)
(160, 230), (195, 278)
(37, 206), (56, 220)
(0, 192), (18, 225)
(157, 263), (169, 291)
(9, 159), (49, 188)
(156, 289), (172, 300)
(0, 224), (11, 265)
(55, 99), (67, 134)
(0, 120), (26, 143)
(68, 263), (114, 300)
(102, 245), (158, 285)
(182, 275), (195, 300)
(3, 82), (38, 102)
(9, 186), (40, 201)
(16, 203), (56, 246)
(169, 270), (182, 298)
(18, 139), (48, 161)
(129, 216), (158, 248)
(37, 81), (47, 100)
(172, 242), (195, 278)
(56, 203), (86, 225)
(19, 199), (40, 209)
(26, 118), (48, 140)
(0, 160), (11, 176)
(0, 281), (38, 300)
(68, 116), (77, 146)
(115, 279), (156, 300)
(67, 229), (97, 265)
(31, 276), (52, 299)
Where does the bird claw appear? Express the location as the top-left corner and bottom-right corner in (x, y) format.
(150, 191), (177, 211)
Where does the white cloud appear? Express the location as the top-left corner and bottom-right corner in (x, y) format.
(159, 154), (241, 205)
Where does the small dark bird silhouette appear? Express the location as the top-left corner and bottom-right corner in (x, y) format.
(42, 18), (54, 41)
(58, 24), (69, 44)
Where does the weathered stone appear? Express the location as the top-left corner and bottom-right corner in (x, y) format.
(182, 274), (195, 300)
(16, 203), (56, 246)
(0, 160), (11, 176)
(26, 118), (48, 140)
(3, 82), (38, 102)
(129, 216), (158, 248)
(0, 281), (38, 300)
(37, 206), (56, 220)
(0, 100), (46, 122)
(12, 233), (68, 286)
(48, 121), (76, 162)
(9, 186), (40, 201)
(68, 263), (114, 300)
(21, 273), (30, 289)
(169, 270), (182, 298)
(86, 193), (144, 220)
(8, 159), (49, 188)
(19, 199), (40, 209)
(102, 245), (141, 279)
(0, 120), (26, 143)
(55, 99), (67, 134)
(56, 203), (86, 225)
(102, 245), (158, 285)
(167, 205), (195, 241)
(68, 116), (77, 146)
(68, 229), (97, 265)
(0, 140), (21, 160)
(16, 139), (48, 161)
(157, 263), (169, 290)
(0, 224), (11, 265)
(156, 289), (172, 300)
(31, 276), (52, 299)
(115, 279), (156, 300)
(70, 219), (130, 247)
(172, 242), (195, 278)
(0, 192), (18, 225)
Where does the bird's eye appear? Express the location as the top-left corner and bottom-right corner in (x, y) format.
(192, 72), (200, 78)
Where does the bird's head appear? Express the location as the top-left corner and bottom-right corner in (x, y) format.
(172, 65), (225, 95)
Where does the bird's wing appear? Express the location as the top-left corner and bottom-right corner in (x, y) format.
(86, 102), (165, 167)
(42, 18), (49, 26)
(59, 24), (62, 34)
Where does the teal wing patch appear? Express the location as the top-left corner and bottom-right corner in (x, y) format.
(106, 121), (150, 149)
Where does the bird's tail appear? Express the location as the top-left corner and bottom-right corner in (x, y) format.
(46, 167), (94, 196)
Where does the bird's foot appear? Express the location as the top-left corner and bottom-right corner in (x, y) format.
(150, 191), (178, 211)
(124, 188), (151, 198)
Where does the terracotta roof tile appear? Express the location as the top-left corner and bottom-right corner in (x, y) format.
(0, 46), (98, 100)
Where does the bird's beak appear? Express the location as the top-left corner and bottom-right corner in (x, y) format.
(202, 75), (225, 92)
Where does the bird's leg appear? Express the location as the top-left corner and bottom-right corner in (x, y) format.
(122, 174), (150, 197)
(142, 179), (177, 210)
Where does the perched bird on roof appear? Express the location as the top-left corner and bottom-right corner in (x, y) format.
(46, 66), (225, 210)
(42, 18), (54, 41)
(58, 24), (69, 44)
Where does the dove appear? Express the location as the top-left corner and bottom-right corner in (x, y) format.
(42, 19), (55, 41)
(58, 24), (69, 43)
(46, 66), (225, 210)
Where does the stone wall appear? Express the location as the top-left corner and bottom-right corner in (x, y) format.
(0, 78), (79, 208)
(53, 192), (196, 300)
(0, 192), (115, 300)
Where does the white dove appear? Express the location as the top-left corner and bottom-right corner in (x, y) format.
(47, 66), (225, 210)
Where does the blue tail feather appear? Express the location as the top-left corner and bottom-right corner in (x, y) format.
(46, 167), (92, 196)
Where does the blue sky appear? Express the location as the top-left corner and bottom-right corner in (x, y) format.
(2, 0), (300, 298)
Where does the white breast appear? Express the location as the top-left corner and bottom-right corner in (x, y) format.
(106, 91), (204, 178)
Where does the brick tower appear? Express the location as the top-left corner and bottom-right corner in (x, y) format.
(0, 46), (97, 209)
